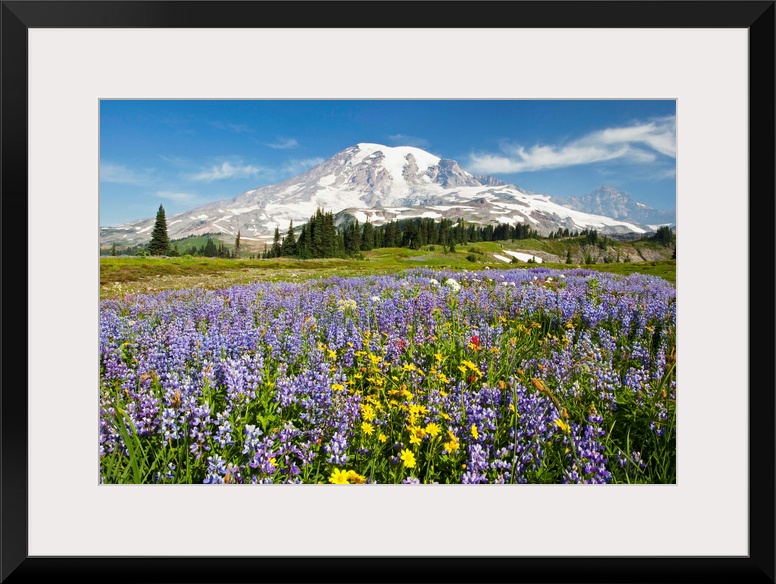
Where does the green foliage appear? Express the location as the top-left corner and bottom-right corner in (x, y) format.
(653, 225), (674, 247)
(148, 204), (171, 256)
(361, 220), (375, 251)
(203, 237), (217, 257)
(281, 221), (297, 257)
(295, 208), (342, 259)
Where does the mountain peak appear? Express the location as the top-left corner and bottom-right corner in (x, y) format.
(100, 144), (658, 247)
(353, 142), (442, 167)
(552, 185), (675, 226)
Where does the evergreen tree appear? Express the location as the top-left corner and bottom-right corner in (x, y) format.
(282, 221), (297, 257)
(312, 209), (325, 257)
(654, 225), (673, 246)
(361, 220), (374, 251)
(149, 204), (171, 256)
(234, 231), (242, 258)
(345, 219), (361, 255)
(321, 210), (336, 257)
(297, 224), (311, 259)
(271, 227), (282, 258)
(384, 221), (398, 247)
(203, 237), (217, 257)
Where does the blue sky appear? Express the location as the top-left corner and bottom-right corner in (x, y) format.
(100, 100), (676, 227)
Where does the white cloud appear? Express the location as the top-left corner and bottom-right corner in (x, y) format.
(100, 162), (152, 184)
(644, 166), (677, 181)
(388, 134), (431, 149)
(267, 138), (299, 149)
(211, 121), (252, 133)
(467, 116), (676, 174)
(593, 117), (676, 157)
(158, 154), (189, 167)
(191, 161), (262, 181)
(154, 191), (202, 203)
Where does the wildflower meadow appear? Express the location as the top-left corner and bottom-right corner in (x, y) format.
(99, 266), (676, 484)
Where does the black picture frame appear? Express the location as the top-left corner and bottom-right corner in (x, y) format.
(2, 2), (773, 582)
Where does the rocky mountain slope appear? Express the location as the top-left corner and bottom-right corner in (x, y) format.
(100, 143), (669, 247)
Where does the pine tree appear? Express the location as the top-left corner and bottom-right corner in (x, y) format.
(149, 204), (171, 256)
(297, 224), (310, 259)
(282, 221), (297, 257)
(321, 210), (335, 257)
(234, 231), (241, 258)
(345, 219), (361, 255)
(312, 209), (324, 257)
(203, 237), (217, 257)
(361, 220), (374, 251)
(271, 226), (282, 258)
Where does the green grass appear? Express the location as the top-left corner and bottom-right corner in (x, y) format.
(101, 246), (675, 300)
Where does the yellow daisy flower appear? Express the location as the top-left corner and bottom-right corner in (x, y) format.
(345, 470), (366, 484)
(399, 449), (416, 468)
(329, 468), (350, 484)
(424, 422), (442, 438)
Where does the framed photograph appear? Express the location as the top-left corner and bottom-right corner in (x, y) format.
(4, 1), (773, 582)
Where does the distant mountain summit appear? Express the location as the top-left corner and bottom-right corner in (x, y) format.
(551, 185), (675, 228)
(100, 143), (661, 247)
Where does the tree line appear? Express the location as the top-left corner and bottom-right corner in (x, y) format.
(107, 204), (674, 260)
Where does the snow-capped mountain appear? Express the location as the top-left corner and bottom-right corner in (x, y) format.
(100, 143), (661, 247)
(551, 185), (676, 228)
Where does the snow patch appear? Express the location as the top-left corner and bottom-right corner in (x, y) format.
(229, 206), (261, 215)
(503, 250), (542, 263)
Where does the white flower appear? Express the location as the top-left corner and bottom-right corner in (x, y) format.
(336, 298), (358, 312)
(444, 278), (461, 292)
(370, 296), (381, 302)
(429, 278), (440, 287)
